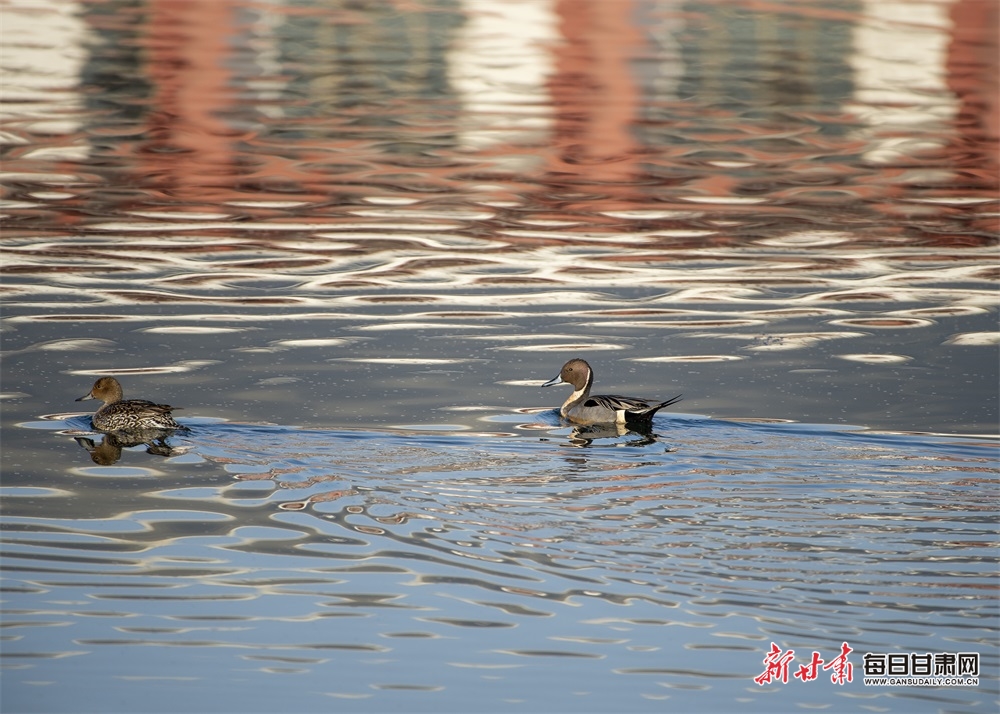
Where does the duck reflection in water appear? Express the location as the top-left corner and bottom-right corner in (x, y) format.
(74, 377), (189, 464)
(565, 421), (661, 447)
(74, 430), (184, 465)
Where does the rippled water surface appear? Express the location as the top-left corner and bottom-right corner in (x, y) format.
(2, 0), (998, 712)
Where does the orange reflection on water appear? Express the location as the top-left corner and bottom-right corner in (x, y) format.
(0, 0), (985, 233)
(139, 0), (245, 204)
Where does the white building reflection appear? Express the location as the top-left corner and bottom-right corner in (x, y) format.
(448, 0), (558, 156)
(0, 0), (90, 160)
(847, 0), (959, 170)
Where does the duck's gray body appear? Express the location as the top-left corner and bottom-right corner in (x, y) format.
(542, 358), (681, 426)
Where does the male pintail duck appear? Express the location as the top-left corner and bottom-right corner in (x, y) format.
(76, 377), (184, 432)
(542, 358), (681, 426)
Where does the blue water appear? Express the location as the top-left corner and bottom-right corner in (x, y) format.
(4, 413), (996, 712)
(1, 0), (997, 711)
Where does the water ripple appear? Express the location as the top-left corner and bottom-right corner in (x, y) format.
(2, 0), (997, 710)
(5, 417), (996, 709)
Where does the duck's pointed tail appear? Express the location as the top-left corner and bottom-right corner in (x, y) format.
(625, 394), (683, 423)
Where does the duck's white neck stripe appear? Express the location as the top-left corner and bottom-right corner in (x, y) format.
(561, 385), (589, 417)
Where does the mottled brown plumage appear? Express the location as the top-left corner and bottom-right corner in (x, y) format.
(76, 377), (183, 432)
